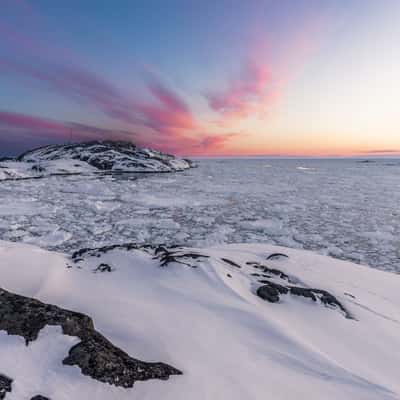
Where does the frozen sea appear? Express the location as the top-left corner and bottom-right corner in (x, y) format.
(1, 158), (399, 273)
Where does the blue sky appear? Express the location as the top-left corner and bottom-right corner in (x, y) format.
(1, 0), (399, 156)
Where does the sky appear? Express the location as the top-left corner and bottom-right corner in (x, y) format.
(0, 0), (399, 157)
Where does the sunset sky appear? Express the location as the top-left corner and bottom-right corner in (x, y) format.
(1, 0), (399, 157)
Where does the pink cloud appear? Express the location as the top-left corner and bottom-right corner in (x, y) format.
(0, 111), (66, 132)
(206, 15), (326, 127)
(1, 1), (331, 158)
(147, 130), (238, 156)
(0, 2), (251, 156)
(0, 57), (141, 127)
(0, 20), (196, 138)
(207, 62), (270, 120)
(136, 76), (196, 133)
(0, 110), (137, 142)
(198, 133), (238, 151)
(0, 108), (238, 157)
(362, 149), (400, 154)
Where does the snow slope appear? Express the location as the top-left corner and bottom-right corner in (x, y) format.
(0, 141), (193, 180)
(0, 240), (399, 399)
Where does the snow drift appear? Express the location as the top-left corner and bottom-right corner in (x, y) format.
(0, 240), (399, 399)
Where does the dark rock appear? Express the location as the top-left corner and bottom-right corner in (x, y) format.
(71, 243), (154, 270)
(289, 286), (353, 318)
(221, 258), (241, 268)
(313, 289), (353, 318)
(0, 288), (182, 388)
(31, 396), (50, 400)
(250, 262), (290, 281)
(31, 164), (45, 172)
(357, 160), (375, 164)
(255, 278), (354, 319)
(183, 158), (197, 168)
(266, 253), (289, 261)
(71, 243), (153, 263)
(264, 267), (289, 281)
(72, 243), (210, 270)
(256, 282), (289, 303)
(93, 263), (113, 273)
(289, 286), (317, 301)
(155, 246), (209, 268)
(87, 158), (114, 170)
(0, 374), (12, 399)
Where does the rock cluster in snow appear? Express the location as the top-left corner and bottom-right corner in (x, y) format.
(0, 141), (194, 180)
(71, 243), (353, 319)
(0, 374), (12, 399)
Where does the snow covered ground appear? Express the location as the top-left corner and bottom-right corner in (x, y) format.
(0, 158), (399, 272)
(0, 240), (399, 399)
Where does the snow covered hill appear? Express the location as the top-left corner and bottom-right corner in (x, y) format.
(0, 240), (399, 399)
(0, 141), (193, 180)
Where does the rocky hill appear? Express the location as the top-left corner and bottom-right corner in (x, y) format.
(0, 141), (194, 180)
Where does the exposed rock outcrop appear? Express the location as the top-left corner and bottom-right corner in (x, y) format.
(253, 258), (354, 320)
(0, 374), (12, 399)
(0, 288), (182, 388)
(69, 244), (354, 320)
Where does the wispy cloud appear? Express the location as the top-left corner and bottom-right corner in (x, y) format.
(198, 133), (238, 150)
(0, 109), (235, 156)
(362, 149), (400, 154)
(0, 1), (328, 157)
(0, 110), (96, 156)
(0, 110), (136, 142)
(0, 1), (242, 156)
(0, 3), (196, 134)
(205, 16), (326, 128)
(0, 110), (65, 132)
(206, 62), (271, 120)
(136, 73), (196, 133)
(149, 132), (237, 156)
(0, 38), (141, 126)
(0, 15), (208, 156)
(0, 12), (233, 156)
